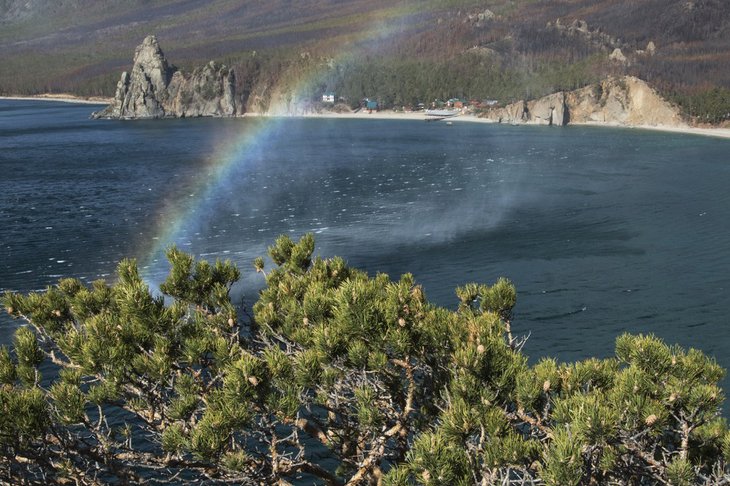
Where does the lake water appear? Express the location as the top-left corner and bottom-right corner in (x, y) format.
(2, 99), (729, 388)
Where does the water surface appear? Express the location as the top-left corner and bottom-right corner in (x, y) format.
(1, 100), (729, 383)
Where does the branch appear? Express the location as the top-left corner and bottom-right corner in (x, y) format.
(296, 417), (330, 446)
(281, 459), (343, 486)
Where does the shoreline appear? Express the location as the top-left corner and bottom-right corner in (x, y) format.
(576, 121), (730, 140)
(246, 110), (730, 140)
(0, 94), (111, 105)
(3, 95), (729, 140)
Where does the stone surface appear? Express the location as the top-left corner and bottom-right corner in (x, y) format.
(565, 76), (684, 126)
(93, 35), (239, 119)
(480, 76), (684, 128)
(483, 93), (566, 126)
(527, 92), (567, 126)
(501, 100), (528, 124)
(609, 48), (628, 63)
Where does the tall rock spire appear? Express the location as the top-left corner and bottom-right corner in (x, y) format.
(131, 35), (172, 98)
(93, 36), (239, 119)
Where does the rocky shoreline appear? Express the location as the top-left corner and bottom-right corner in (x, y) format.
(92, 36), (239, 119)
(4, 93), (730, 140)
(478, 76), (685, 128)
(91, 36), (687, 131)
(6, 33), (728, 140)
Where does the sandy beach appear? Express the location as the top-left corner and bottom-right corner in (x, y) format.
(615, 123), (730, 140)
(0, 94), (111, 105)
(246, 110), (498, 125)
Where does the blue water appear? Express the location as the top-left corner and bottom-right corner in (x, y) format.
(2, 100), (729, 387)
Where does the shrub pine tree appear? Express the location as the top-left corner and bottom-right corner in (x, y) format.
(2, 234), (728, 484)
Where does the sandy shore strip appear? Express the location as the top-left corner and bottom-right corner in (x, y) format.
(246, 110), (496, 124)
(569, 120), (730, 140)
(247, 110), (730, 140)
(0, 94), (112, 105)
(620, 123), (730, 140)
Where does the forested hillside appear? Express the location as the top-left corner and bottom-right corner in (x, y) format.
(2, 0), (730, 122)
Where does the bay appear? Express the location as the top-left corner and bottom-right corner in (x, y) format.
(1, 99), (729, 389)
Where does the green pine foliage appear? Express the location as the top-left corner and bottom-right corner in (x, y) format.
(2, 234), (729, 484)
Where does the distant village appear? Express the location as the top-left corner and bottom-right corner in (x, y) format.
(320, 92), (500, 113)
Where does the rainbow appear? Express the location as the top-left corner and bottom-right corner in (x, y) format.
(136, 8), (420, 283)
(137, 116), (288, 284)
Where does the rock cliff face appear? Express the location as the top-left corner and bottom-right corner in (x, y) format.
(93, 36), (239, 119)
(565, 76), (683, 126)
(487, 92), (567, 126)
(482, 76), (683, 128)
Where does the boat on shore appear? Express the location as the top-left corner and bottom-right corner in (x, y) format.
(425, 109), (460, 118)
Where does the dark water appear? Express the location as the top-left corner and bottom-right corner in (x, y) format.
(2, 100), (729, 387)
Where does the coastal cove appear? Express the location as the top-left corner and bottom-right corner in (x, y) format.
(2, 99), (730, 388)
(5, 94), (730, 140)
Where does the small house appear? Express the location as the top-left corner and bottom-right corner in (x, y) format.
(364, 99), (378, 112)
(322, 92), (335, 103)
(447, 98), (467, 109)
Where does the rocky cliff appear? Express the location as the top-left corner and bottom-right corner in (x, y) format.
(482, 76), (684, 128)
(92, 36), (239, 119)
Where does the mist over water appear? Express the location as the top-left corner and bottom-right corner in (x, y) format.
(2, 100), (730, 393)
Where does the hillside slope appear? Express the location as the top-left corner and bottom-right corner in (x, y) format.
(2, 0), (729, 122)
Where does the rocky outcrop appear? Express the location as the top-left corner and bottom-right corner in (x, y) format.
(481, 76), (684, 128)
(548, 18), (622, 52)
(484, 92), (567, 126)
(528, 92), (567, 126)
(565, 76), (683, 126)
(466, 8), (496, 26)
(609, 48), (628, 64)
(93, 36), (239, 119)
(497, 100), (527, 124)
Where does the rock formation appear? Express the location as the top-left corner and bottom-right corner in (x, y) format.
(609, 48), (628, 64)
(566, 76), (683, 126)
(485, 92), (567, 126)
(481, 76), (684, 128)
(527, 92), (567, 126)
(93, 36), (239, 119)
(548, 18), (622, 52)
